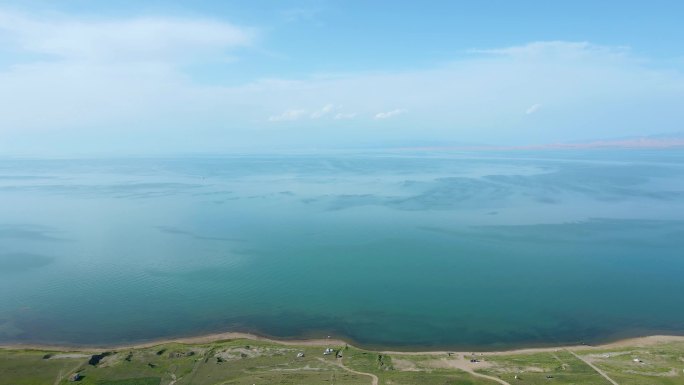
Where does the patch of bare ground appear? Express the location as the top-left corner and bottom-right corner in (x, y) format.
(214, 346), (295, 361)
(48, 353), (91, 359)
(317, 357), (379, 385)
(583, 351), (631, 359)
(270, 364), (325, 372)
(421, 356), (510, 385)
(568, 350), (619, 385)
(623, 368), (679, 377)
(391, 357), (422, 371)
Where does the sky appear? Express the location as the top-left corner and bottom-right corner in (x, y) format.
(0, 0), (683, 155)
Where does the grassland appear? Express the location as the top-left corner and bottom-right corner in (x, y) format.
(1, 335), (683, 385)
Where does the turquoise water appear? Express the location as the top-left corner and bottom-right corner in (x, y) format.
(1, 150), (684, 349)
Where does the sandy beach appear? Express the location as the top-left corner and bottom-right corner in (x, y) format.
(381, 335), (684, 356)
(2, 332), (683, 356)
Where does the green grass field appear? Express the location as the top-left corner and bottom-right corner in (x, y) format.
(1, 338), (683, 385)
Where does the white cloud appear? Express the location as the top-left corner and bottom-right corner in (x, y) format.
(471, 41), (629, 60)
(268, 109), (308, 122)
(525, 103), (542, 115)
(269, 104), (355, 121)
(310, 104), (337, 119)
(374, 109), (405, 120)
(0, 9), (254, 63)
(333, 112), (357, 120)
(1, 21), (684, 155)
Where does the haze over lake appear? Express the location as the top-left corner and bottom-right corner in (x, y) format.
(1, 150), (683, 349)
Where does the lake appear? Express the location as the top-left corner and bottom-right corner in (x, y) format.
(1, 150), (683, 349)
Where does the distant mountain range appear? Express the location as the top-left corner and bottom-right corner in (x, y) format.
(550, 132), (684, 149)
(396, 132), (684, 151)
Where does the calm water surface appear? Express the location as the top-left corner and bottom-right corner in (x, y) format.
(1, 150), (683, 349)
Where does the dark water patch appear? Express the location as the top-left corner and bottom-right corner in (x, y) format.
(0, 224), (70, 242)
(0, 182), (205, 199)
(312, 162), (684, 211)
(0, 252), (55, 273)
(419, 218), (684, 248)
(0, 318), (25, 340)
(154, 226), (241, 242)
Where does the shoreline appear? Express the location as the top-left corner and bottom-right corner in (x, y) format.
(2, 332), (684, 355)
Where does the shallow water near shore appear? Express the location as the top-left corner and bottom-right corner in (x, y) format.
(1, 150), (684, 350)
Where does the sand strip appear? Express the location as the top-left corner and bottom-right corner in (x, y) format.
(1, 333), (683, 356)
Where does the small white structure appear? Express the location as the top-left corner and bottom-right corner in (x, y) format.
(323, 348), (334, 355)
(297, 352), (305, 358)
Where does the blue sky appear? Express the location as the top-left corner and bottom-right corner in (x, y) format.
(1, 0), (683, 155)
